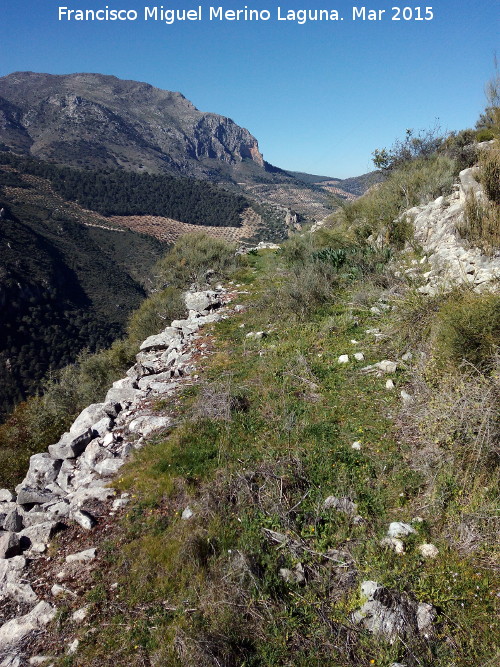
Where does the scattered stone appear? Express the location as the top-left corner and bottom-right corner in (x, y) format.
(112, 497), (129, 511)
(401, 352), (413, 362)
(338, 355), (349, 364)
(29, 658), (55, 666)
(0, 532), (21, 559)
(377, 360), (397, 373)
(370, 306), (381, 315)
(0, 601), (56, 649)
(0, 490), (14, 503)
(418, 543), (439, 559)
(67, 638), (80, 655)
(351, 441), (362, 450)
(3, 508), (23, 532)
(387, 522), (416, 538)
(279, 563), (305, 584)
(380, 537), (405, 554)
(72, 605), (90, 623)
(353, 580), (435, 640)
(181, 507), (193, 520)
(350, 339), (359, 344)
(323, 496), (358, 515)
(385, 379), (395, 390)
(354, 352), (365, 361)
(66, 548), (97, 563)
(72, 510), (96, 530)
(401, 390), (413, 404)
(48, 428), (96, 460)
(51, 584), (76, 598)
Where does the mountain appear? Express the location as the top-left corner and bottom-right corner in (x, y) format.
(0, 71), (266, 180)
(0, 72), (362, 222)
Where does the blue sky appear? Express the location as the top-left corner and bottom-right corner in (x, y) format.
(0, 1), (498, 177)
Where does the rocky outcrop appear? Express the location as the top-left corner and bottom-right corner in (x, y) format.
(402, 165), (500, 295)
(0, 286), (236, 659)
(353, 580), (435, 641)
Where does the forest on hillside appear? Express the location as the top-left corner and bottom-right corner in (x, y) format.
(0, 151), (249, 227)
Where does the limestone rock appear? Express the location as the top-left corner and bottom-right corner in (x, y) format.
(48, 427), (96, 460)
(20, 454), (62, 489)
(2, 508), (23, 533)
(0, 490), (14, 503)
(19, 521), (59, 549)
(72, 510), (96, 530)
(72, 606), (90, 623)
(69, 403), (108, 436)
(380, 537), (405, 554)
(184, 290), (221, 314)
(128, 415), (171, 439)
(0, 531), (21, 558)
(353, 581), (435, 641)
(387, 522), (416, 538)
(66, 548), (96, 563)
(140, 327), (181, 352)
(338, 355), (349, 364)
(104, 377), (140, 407)
(0, 601), (56, 649)
(323, 496), (358, 515)
(16, 488), (59, 507)
(67, 638), (80, 655)
(94, 457), (124, 476)
(418, 543), (439, 559)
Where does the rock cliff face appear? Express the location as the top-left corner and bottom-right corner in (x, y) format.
(0, 72), (264, 178)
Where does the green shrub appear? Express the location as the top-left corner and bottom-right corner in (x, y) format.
(154, 232), (237, 289)
(479, 146), (500, 204)
(476, 128), (496, 142)
(339, 156), (456, 244)
(433, 291), (500, 370)
(461, 191), (500, 251)
(127, 287), (185, 343)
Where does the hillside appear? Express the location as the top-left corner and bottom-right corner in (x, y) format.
(0, 125), (498, 666)
(0, 72), (364, 224)
(0, 159), (165, 421)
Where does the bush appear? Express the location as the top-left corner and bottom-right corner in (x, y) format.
(432, 291), (500, 370)
(461, 191), (500, 251)
(127, 287), (185, 343)
(440, 129), (479, 172)
(479, 146), (500, 204)
(340, 156), (456, 244)
(154, 232), (237, 290)
(372, 126), (444, 172)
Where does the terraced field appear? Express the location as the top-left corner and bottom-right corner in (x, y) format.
(108, 206), (263, 244)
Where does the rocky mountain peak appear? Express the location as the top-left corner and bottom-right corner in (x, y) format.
(0, 72), (264, 176)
